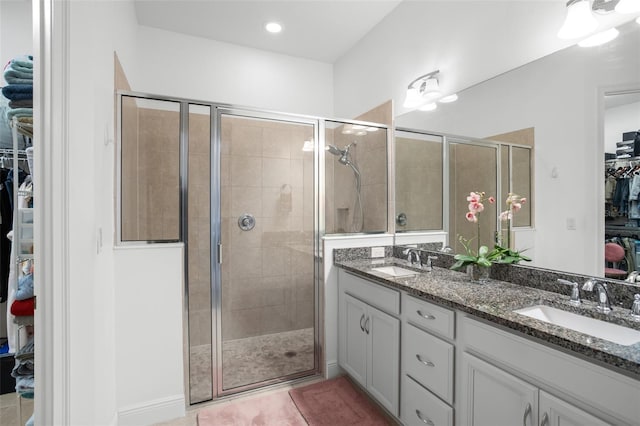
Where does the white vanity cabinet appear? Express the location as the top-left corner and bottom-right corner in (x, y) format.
(338, 270), (400, 416)
(463, 353), (609, 426)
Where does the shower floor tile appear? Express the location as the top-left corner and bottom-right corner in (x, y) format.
(222, 327), (315, 390)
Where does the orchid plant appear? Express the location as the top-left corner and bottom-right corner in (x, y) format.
(451, 191), (531, 271)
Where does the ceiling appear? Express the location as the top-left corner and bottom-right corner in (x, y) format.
(134, 0), (403, 63)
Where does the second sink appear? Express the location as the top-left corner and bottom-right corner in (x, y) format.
(370, 265), (419, 278)
(513, 304), (640, 346)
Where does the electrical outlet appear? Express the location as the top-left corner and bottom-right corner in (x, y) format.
(371, 246), (385, 258)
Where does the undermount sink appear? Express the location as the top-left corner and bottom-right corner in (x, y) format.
(513, 305), (640, 346)
(370, 265), (419, 278)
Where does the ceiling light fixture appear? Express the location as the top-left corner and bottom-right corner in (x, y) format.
(615, 0), (640, 13)
(637, 16), (640, 23)
(578, 27), (620, 46)
(265, 22), (283, 33)
(558, 0), (599, 39)
(402, 70), (441, 109)
(439, 94), (458, 103)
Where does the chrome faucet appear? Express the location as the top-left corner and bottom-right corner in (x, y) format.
(557, 279), (581, 306)
(424, 255), (438, 272)
(403, 248), (422, 268)
(582, 279), (613, 314)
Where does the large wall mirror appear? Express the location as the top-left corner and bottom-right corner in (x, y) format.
(395, 19), (640, 282)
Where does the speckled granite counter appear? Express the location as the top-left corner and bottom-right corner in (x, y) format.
(335, 255), (640, 379)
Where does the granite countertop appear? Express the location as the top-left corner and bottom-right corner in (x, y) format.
(335, 256), (640, 379)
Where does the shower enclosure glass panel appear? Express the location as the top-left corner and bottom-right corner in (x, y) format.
(120, 96), (181, 242)
(449, 141), (498, 251)
(395, 131), (443, 232)
(325, 120), (388, 234)
(512, 146), (532, 227)
(218, 113), (316, 392)
(187, 104), (213, 403)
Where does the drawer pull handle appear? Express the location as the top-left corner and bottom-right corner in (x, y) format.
(364, 316), (370, 334)
(359, 314), (365, 332)
(523, 403), (531, 426)
(417, 309), (436, 320)
(416, 354), (435, 367)
(540, 412), (549, 426)
(415, 409), (435, 426)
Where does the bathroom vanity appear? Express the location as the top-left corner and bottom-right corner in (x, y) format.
(335, 249), (640, 426)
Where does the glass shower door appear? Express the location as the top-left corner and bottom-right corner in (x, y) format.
(217, 112), (317, 393)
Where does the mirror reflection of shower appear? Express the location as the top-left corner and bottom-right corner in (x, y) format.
(327, 142), (363, 232)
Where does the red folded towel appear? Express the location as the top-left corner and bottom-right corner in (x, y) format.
(11, 297), (34, 316)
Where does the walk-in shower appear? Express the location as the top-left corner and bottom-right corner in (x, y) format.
(327, 142), (363, 233)
(117, 92), (389, 405)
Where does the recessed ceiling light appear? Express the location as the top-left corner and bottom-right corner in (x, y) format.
(578, 27), (619, 47)
(265, 22), (282, 33)
(439, 94), (458, 103)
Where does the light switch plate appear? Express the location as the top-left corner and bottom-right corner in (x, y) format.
(371, 246), (385, 258)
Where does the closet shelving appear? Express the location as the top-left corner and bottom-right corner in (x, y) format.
(9, 116), (34, 424)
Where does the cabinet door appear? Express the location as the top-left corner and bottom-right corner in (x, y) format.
(367, 305), (400, 416)
(339, 293), (368, 388)
(539, 391), (610, 426)
(463, 353), (538, 426)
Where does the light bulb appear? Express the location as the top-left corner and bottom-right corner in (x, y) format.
(418, 102), (437, 112)
(558, 0), (598, 39)
(578, 28), (619, 47)
(615, 0), (640, 13)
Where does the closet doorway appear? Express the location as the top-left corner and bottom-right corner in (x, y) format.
(117, 93), (320, 404)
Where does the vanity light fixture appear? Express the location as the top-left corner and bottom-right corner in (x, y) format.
(265, 22), (283, 33)
(558, 0), (599, 39)
(615, 0), (640, 13)
(637, 15), (640, 23)
(439, 94), (458, 103)
(578, 27), (620, 46)
(402, 70), (441, 108)
(418, 102), (438, 112)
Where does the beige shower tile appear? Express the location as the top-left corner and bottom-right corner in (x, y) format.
(262, 247), (291, 277)
(220, 155), (230, 187)
(229, 217), (262, 248)
(230, 124), (263, 157)
(228, 246), (262, 278)
(262, 186), (284, 218)
(230, 186), (262, 218)
(291, 249), (313, 276)
(220, 119), (232, 155)
(231, 156), (262, 187)
(223, 308), (262, 340)
(263, 127), (292, 159)
(262, 158), (291, 187)
(290, 159), (304, 186)
(260, 306), (294, 335)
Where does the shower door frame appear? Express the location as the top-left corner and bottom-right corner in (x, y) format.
(212, 107), (323, 398)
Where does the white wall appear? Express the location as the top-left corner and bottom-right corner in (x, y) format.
(395, 23), (640, 275)
(66, 1), (140, 424)
(133, 26), (334, 118)
(605, 101), (640, 154)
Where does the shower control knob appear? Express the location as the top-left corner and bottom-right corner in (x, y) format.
(238, 214), (256, 231)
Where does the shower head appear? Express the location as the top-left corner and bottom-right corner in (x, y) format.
(326, 144), (344, 156)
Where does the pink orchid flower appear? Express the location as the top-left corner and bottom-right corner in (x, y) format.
(465, 212), (477, 223)
(488, 196), (495, 204)
(499, 210), (512, 221)
(469, 202), (484, 214)
(467, 192), (480, 203)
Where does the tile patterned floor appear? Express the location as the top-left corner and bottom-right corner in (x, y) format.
(190, 327), (315, 401)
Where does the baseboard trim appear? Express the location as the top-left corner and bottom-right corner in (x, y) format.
(117, 394), (185, 426)
(326, 361), (344, 379)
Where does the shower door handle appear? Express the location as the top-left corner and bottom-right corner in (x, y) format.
(217, 243), (222, 264)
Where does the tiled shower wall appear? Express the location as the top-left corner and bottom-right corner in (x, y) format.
(220, 116), (315, 341)
(325, 125), (388, 234)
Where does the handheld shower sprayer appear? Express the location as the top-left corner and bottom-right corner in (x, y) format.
(326, 141), (363, 232)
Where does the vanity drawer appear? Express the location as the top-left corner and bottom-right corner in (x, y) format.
(402, 322), (454, 404)
(401, 374), (453, 426)
(339, 269), (400, 315)
(404, 294), (455, 339)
